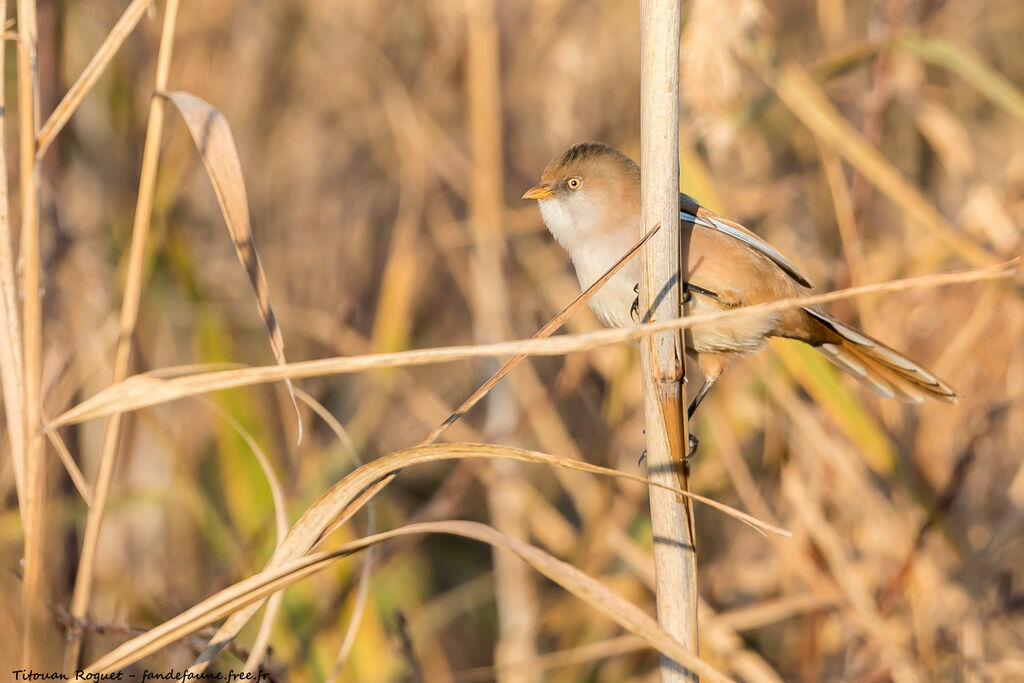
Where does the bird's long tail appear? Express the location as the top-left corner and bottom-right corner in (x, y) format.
(803, 308), (958, 404)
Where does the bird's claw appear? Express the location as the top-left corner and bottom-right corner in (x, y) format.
(683, 282), (721, 303)
(631, 284), (640, 323)
(686, 433), (699, 459)
(639, 436), (697, 465)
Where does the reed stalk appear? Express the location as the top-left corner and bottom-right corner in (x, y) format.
(63, 0), (181, 669)
(17, 0), (46, 667)
(465, 1), (538, 677)
(638, 0), (698, 679)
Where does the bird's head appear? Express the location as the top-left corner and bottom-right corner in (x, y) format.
(522, 142), (640, 250)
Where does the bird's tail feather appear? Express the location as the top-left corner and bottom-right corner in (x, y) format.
(804, 307), (958, 404)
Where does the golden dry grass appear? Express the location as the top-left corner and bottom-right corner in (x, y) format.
(1, 0), (1023, 680)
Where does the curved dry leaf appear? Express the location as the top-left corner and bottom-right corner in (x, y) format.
(162, 90), (301, 441)
(85, 520), (730, 682)
(185, 442), (785, 672)
(49, 261), (1017, 428)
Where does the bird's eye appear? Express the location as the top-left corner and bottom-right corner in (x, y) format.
(567, 177), (582, 190)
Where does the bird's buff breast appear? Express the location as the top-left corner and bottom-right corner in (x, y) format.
(577, 250), (778, 354)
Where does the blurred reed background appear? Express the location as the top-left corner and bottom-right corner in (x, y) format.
(1, 0), (1023, 680)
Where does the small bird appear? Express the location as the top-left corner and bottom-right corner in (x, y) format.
(523, 142), (957, 422)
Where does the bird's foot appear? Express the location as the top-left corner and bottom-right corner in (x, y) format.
(631, 284), (640, 323)
(638, 436), (697, 465)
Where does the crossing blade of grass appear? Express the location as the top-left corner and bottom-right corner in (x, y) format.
(49, 260), (1018, 429)
(423, 222), (660, 444)
(183, 442), (784, 672)
(85, 520), (731, 682)
(161, 90), (301, 442)
(43, 425), (93, 506)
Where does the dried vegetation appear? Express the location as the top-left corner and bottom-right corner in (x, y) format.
(1, 0), (1023, 680)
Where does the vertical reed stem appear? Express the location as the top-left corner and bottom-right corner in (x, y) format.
(17, 0), (46, 667)
(64, 0), (181, 669)
(0, 0), (26, 504)
(638, 0), (699, 680)
(465, 0), (538, 677)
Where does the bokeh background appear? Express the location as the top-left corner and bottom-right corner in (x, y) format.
(2, 0), (1023, 680)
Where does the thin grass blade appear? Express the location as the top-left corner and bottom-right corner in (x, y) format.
(85, 520), (730, 682)
(162, 90), (301, 441)
(49, 260), (1017, 429)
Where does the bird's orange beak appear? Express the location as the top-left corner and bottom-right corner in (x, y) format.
(522, 185), (553, 200)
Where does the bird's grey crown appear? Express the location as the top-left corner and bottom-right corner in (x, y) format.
(554, 141), (637, 172)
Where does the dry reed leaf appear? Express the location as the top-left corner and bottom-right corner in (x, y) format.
(86, 520), (731, 682)
(43, 426), (93, 506)
(186, 442), (783, 672)
(162, 90), (301, 441)
(50, 261), (1017, 428)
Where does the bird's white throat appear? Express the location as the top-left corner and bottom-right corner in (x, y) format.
(537, 196), (641, 328)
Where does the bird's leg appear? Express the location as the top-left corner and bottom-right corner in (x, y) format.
(631, 291), (724, 461)
(687, 375), (718, 419)
(684, 359), (724, 459)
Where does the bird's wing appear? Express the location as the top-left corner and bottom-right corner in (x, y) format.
(680, 193), (814, 289)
